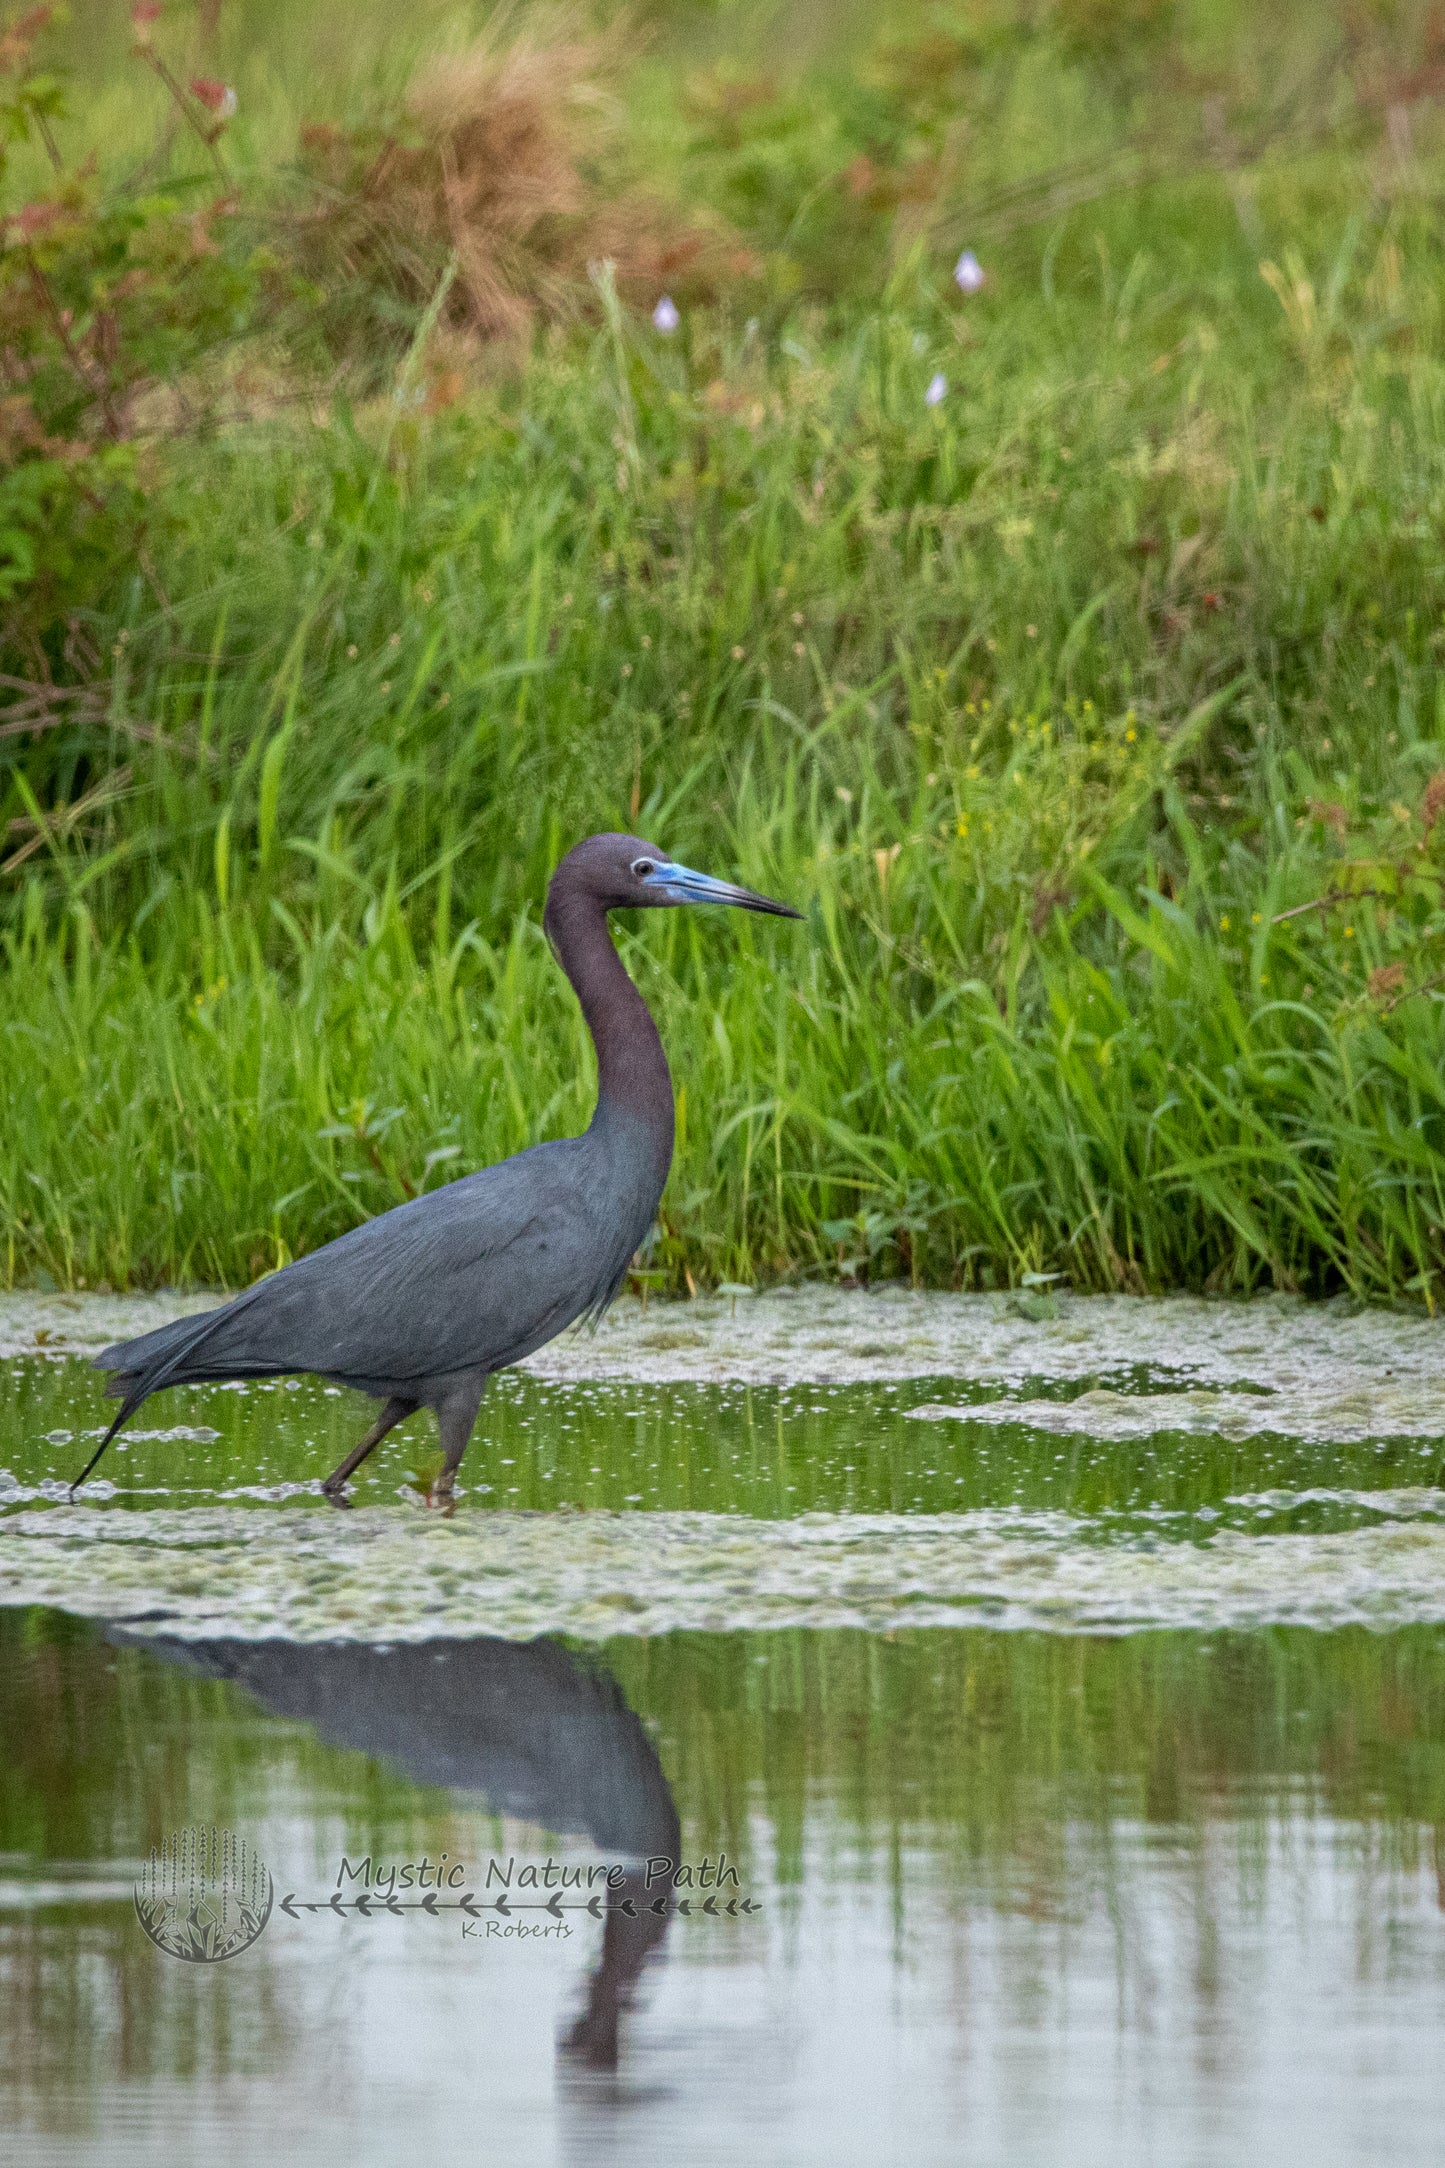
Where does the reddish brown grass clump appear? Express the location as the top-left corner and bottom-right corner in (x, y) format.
(292, 24), (751, 358)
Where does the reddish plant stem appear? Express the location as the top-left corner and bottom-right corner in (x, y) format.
(135, 46), (228, 178)
(24, 253), (123, 438)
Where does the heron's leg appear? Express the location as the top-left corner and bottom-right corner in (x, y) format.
(321, 1395), (416, 1499)
(560, 1864), (672, 2069)
(429, 1378), (486, 1501)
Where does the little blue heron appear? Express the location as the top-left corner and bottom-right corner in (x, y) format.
(75, 833), (799, 1500)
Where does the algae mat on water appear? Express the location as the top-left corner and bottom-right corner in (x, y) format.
(6, 1284), (1445, 1391)
(3, 1291), (1445, 1641)
(4, 1501), (1445, 1640)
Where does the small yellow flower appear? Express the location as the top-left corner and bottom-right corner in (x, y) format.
(1251, 912), (1262, 924)
(1125, 727), (1137, 743)
(1219, 914), (1231, 931)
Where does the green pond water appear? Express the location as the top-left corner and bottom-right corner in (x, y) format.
(2, 1333), (1445, 2163)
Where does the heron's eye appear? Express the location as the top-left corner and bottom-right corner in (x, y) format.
(631, 857), (657, 878)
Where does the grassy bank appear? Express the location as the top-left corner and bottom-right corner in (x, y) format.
(4, 3), (1445, 1300)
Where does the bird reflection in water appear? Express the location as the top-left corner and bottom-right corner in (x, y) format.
(116, 1630), (679, 2068)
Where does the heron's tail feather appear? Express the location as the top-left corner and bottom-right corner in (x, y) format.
(92, 1305), (230, 1389)
(68, 1394), (144, 1496)
(75, 1296), (261, 1494)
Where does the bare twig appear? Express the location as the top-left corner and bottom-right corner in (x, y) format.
(136, 541), (181, 632)
(1382, 971), (1445, 1017)
(0, 673), (102, 698)
(135, 47), (228, 179)
(0, 676), (206, 754)
(1271, 888), (1385, 924)
(0, 709), (177, 748)
(34, 111), (63, 173)
(0, 766), (133, 875)
(0, 677), (106, 736)
(931, 35), (1354, 247)
(23, 252), (122, 438)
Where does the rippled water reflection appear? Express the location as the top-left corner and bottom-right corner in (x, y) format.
(3, 1303), (1445, 2162)
(2, 1612), (1444, 2167)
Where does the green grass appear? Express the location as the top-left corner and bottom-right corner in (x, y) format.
(6, 5), (1445, 1300)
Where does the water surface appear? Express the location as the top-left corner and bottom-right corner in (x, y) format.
(4, 1357), (1445, 1637)
(2, 1610), (1444, 2168)
(3, 1296), (1445, 2163)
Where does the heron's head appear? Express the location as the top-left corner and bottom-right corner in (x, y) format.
(556, 833), (801, 919)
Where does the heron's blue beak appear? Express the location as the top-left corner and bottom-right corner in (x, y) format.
(641, 861), (801, 918)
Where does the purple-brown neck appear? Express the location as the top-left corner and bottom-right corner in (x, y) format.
(543, 869), (675, 1175)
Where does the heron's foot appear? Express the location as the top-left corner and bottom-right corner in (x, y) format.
(320, 1478), (354, 1510)
(424, 1474), (457, 1514)
(559, 2007), (621, 2070)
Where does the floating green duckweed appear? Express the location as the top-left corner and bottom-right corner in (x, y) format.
(908, 1384), (1445, 1444)
(4, 1501), (1445, 1641)
(4, 1285), (1443, 1393)
(4, 1290), (1444, 1640)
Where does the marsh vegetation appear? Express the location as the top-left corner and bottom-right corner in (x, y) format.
(4, 1), (1445, 1300)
